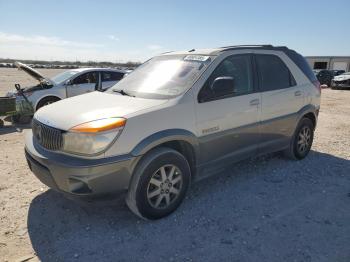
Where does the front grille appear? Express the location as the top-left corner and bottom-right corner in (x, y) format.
(334, 79), (350, 85)
(32, 119), (63, 151)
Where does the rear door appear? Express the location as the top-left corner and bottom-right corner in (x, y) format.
(255, 52), (304, 153)
(66, 71), (99, 97)
(101, 71), (125, 90)
(195, 53), (260, 173)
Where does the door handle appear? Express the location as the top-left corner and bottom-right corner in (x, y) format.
(294, 91), (302, 96)
(250, 99), (260, 106)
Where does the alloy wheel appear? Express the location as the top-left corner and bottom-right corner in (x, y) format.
(297, 126), (311, 154)
(146, 164), (183, 209)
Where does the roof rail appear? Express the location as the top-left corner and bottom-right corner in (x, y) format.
(220, 44), (274, 49)
(219, 45), (291, 53)
(160, 51), (174, 55)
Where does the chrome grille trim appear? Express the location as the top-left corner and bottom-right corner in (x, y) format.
(32, 119), (64, 151)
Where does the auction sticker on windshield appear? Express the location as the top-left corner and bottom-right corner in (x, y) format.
(184, 55), (210, 62)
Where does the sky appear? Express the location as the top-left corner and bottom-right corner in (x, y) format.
(0, 0), (349, 62)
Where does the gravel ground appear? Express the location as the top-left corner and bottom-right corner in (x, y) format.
(0, 68), (349, 262)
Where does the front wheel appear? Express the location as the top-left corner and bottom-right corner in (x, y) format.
(126, 147), (191, 220)
(36, 97), (60, 111)
(284, 118), (314, 160)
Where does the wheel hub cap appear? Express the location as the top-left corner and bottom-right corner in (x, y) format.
(147, 164), (183, 209)
(297, 126), (311, 153)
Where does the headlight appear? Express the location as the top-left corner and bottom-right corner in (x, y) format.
(62, 118), (126, 155)
(6, 91), (16, 97)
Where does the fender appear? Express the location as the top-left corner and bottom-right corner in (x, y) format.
(131, 129), (200, 159)
(296, 104), (318, 126)
(34, 94), (63, 111)
(31, 85), (66, 111)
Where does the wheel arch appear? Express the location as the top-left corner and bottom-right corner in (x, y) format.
(35, 95), (61, 111)
(297, 104), (318, 129)
(303, 112), (316, 128)
(131, 129), (199, 177)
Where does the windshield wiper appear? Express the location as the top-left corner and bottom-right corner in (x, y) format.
(113, 89), (134, 97)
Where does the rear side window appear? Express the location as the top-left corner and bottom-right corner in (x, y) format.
(102, 71), (124, 82)
(285, 50), (318, 83)
(256, 54), (296, 91)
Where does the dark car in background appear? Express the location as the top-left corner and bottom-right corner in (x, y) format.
(330, 70), (345, 76)
(314, 69), (332, 86)
(313, 69), (345, 86)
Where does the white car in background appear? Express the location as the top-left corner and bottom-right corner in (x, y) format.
(331, 72), (350, 89)
(7, 62), (127, 111)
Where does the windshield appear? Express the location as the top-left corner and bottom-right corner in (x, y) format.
(342, 72), (350, 75)
(51, 70), (79, 84)
(108, 54), (213, 99)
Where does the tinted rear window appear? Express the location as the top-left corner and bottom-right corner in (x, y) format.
(256, 54), (294, 91)
(285, 50), (318, 83)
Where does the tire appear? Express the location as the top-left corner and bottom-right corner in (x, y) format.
(36, 97), (60, 111)
(284, 118), (314, 160)
(126, 147), (191, 220)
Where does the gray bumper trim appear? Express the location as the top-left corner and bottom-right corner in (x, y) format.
(25, 130), (139, 196)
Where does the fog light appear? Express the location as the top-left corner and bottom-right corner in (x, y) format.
(68, 178), (92, 194)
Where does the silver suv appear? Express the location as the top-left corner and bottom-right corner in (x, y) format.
(25, 45), (321, 219)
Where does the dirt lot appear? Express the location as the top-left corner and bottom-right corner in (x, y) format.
(0, 68), (349, 262)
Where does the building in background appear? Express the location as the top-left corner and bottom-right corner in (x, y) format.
(306, 56), (350, 71)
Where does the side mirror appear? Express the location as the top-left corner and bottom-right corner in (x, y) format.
(65, 79), (73, 85)
(211, 76), (235, 97)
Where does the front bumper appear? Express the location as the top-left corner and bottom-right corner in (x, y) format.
(331, 80), (350, 88)
(25, 130), (140, 196)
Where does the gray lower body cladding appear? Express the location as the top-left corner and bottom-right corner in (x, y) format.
(25, 130), (139, 196)
(195, 111), (304, 179)
(196, 123), (291, 179)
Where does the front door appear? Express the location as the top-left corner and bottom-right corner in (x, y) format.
(66, 71), (99, 97)
(100, 71), (125, 91)
(195, 54), (261, 175)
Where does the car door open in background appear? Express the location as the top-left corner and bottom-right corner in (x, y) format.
(101, 71), (125, 90)
(66, 71), (98, 97)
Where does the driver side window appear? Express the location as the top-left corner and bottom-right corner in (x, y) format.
(72, 72), (98, 85)
(198, 54), (253, 103)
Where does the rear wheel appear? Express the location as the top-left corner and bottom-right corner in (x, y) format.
(126, 147), (191, 220)
(284, 118), (314, 160)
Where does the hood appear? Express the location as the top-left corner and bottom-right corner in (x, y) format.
(15, 62), (52, 85)
(333, 74), (350, 81)
(34, 91), (168, 130)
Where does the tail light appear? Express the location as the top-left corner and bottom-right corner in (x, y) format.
(312, 80), (321, 94)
